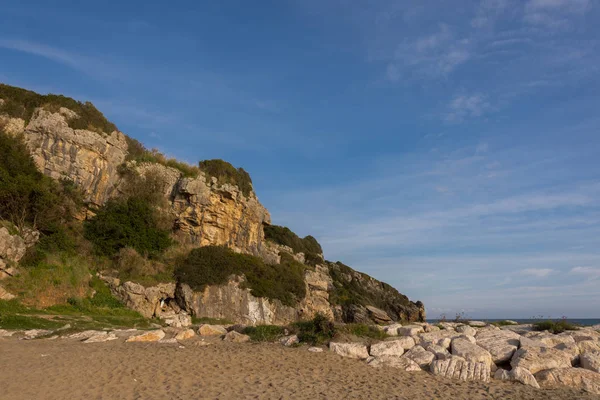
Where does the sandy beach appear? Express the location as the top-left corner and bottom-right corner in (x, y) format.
(1, 337), (597, 400)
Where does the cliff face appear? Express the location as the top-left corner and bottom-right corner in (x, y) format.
(1, 87), (425, 325)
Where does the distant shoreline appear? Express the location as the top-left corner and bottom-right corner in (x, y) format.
(426, 318), (600, 327)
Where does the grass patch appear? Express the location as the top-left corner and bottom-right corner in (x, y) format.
(124, 136), (200, 178)
(263, 224), (322, 259)
(0, 314), (66, 330)
(175, 246), (307, 306)
(242, 325), (286, 342)
(339, 323), (388, 340)
(292, 313), (336, 345)
(532, 319), (580, 334)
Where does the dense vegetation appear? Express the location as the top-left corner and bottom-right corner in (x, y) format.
(263, 224), (323, 263)
(532, 319), (579, 334)
(174, 245), (307, 306)
(0, 83), (117, 134)
(293, 313), (336, 345)
(84, 196), (173, 258)
(199, 159), (253, 197)
(123, 136), (200, 178)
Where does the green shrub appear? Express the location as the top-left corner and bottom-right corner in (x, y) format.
(263, 224), (323, 260)
(533, 319), (579, 334)
(293, 313), (336, 345)
(198, 159), (253, 197)
(243, 325), (285, 342)
(84, 196), (172, 258)
(0, 83), (117, 134)
(174, 245), (307, 306)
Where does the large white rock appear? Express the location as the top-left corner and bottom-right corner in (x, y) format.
(475, 329), (520, 364)
(175, 329), (196, 341)
(83, 332), (118, 343)
(426, 344), (451, 360)
(511, 346), (572, 374)
(223, 330), (250, 343)
(418, 330), (458, 349)
(398, 325), (424, 336)
(519, 336), (546, 348)
(126, 330), (165, 343)
(383, 324), (403, 336)
(581, 351), (600, 373)
(494, 367), (540, 388)
(386, 336), (416, 350)
(578, 340), (600, 354)
(555, 342), (580, 365)
(468, 321), (487, 327)
(198, 324), (228, 336)
(536, 367), (600, 395)
(370, 340), (405, 357)
(329, 342), (369, 359)
(402, 345), (435, 368)
(451, 338), (493, 368)
(367, 356), (422, 371)
(456, 325), (476, 337)
(430, 358), (490, 382)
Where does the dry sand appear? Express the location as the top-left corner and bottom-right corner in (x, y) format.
(0, 337), (597, 400)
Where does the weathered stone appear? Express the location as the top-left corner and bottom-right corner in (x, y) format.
(511, 346), (572, 374)
(329, 342), (370, 359)
(494, 367), (540, 388)
(430, 358), (490, 382)
(280, 335), (299, 346)
(308, 347), (323, 353)
(427, 344), (451, 360)
(555, 341), (580, 365)
(101, 277), (177, 319)
(368, 356), (422, 371)
(581, 351), (600, 373)
(418, 330), (458, 349)
(159, 338), (178, 344)
(83, 332), (118, 343)
(163, 312), (192, 328)
(370, 340), (405, 357)
(0, 285), (15, 300)
(68, 330), (105, 340)
(475, 329), (520, 364)
(451, 338), (493, 368)
(423, 324), (440, 333)
(126, 330), (165, 342)
(0, 329), (15, 337)
(519, 336), (546, 348)
(365, 305), (392, 324)
(458, 335), (477, 344)
(174, 329), (196, 341)
(468, 321), (487, 327)
(383, 324), (403, 336)
(536, 367), (600, 395)
(222, 330), (251, 343)
(456, 325), (476, 336)
(501, 324), (534, 335)
(578, 340), (600, 354)
(198, 324), (228, 336)
(386, 336), (416, 351)
(402, 345), (435, 368)
(23, 329), (52, 340)
(574, 330), (600, 343)
(398, 325), (424, 336)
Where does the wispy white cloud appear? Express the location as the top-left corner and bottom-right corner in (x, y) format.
(570, 266), (600, 279)
(445, 93), (491, 123)
(524, 0), (591, 28)
(0, 38), (88, 70)
(522, 268), (555, 277)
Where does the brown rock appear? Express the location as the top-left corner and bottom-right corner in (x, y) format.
(198, 324), (228, 336)
(175, 329), (196, 341)
(126, 330), (165, 342)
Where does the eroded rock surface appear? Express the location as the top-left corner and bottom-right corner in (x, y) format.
(430, 358), (490, 382)
(536, 367), (600, 395)
(511, 346), (572, 374)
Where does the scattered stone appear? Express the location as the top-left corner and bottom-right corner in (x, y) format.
(573, 331), (600, 343)
(329, 342), (370, 360)
(84, 332), (118, 343)
(111, 329), (140, 339)
(456, 325), (476, 336)
(126, 330), (165, 343)
(581, 352), (600, 373)
(458, 335), (476, 344)
(280, 335), (299, 347)
(511, 346), (572, 374)
(402, 345), (435, 368)
(536, 367), (600, 395)
(198, 324), (228, 336)
(308, 347), (323, 353)
(368, 356), (422, 371)
(423, 324), (440, 333)
(386, 336), (416, 351)
(68, 330), (105, 340)
(370, 340), (405, 357)
(383, 324), (403, 336)
(223, 330), (251, 343)
(163, 313), (192, 328)
(23, 329), (52, 340)
(398, 325), (424, 336)
(451, 338), (493, 368)
(430, 358), (490, 382)
(475, 329), (520, 364)
(468, 321), (487, 327)
(0, 329), (15, 337)
(418, 331), (457, 349)
(494, 367), (540, 388)
(175, 329), (196, 341)
(159, 338), (178, 344)
(501, 324), (534, 335)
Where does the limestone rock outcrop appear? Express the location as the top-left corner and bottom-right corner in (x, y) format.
(511, 346), (573, 374)
(535, 367), (600, 395)
(329, 342), (370, 359)
(430, 358), (490, 382)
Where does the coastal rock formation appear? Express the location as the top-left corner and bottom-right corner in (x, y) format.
(451, 338), (494, 369)
(535, 367), (600, 395)
(0, 226), (38, 280)
(581, 352), (600, 373)
(126, 330), (166, 342)
(430, 358), (491, 382)
(494, 367), (540, 388)
(369, 340), (405, 357)
(402, 345), (436, 368)
(475, 329), (520, 364)
(511, 346), (573, 374)
(367, 356), (422, 371)
(100, 277), (177, 319)
(329, 342), (370, 359)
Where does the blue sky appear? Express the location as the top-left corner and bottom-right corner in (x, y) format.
(1, 0), (599, 318)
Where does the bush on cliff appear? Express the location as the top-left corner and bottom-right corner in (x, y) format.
(84, 196), (172, 258)
(198, 159), (253, 197)
(123, 136), (200, 178)
(263, 224), (323, 264)
(174, 245), (306, 306)
(0, 83), (117, 134)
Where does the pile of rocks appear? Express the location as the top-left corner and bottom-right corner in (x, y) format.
(329, 321), (600, 395)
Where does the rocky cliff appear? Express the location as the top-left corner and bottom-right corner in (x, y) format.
(0, 83), (425, 325)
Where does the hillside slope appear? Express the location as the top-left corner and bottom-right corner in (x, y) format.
(0, 83), (425, 325)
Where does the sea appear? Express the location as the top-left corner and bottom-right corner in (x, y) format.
(426, 319), (600, 327)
